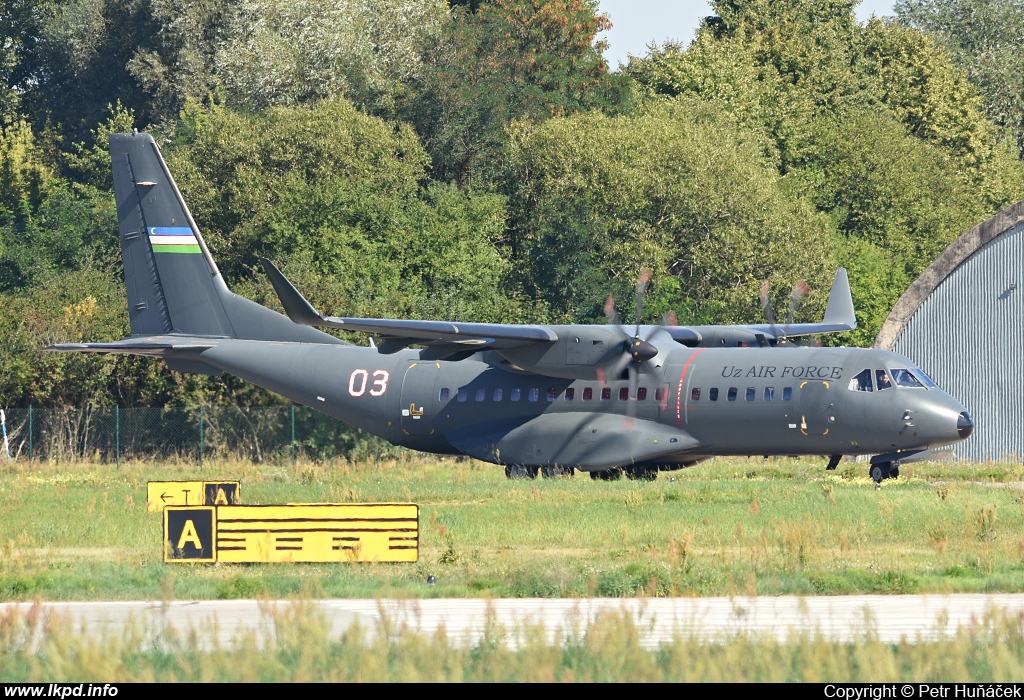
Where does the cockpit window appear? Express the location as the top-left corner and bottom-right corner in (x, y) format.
(911, 369), (938, 389)
(891, 368), (924, 388)
(875, 369), (892, 391)
(849, 369), (873, 392)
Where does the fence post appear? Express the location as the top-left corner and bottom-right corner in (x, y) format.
(199, 406), (204, 465)
(291, 404), (296, 467)
(115, 405), (120, 469)
(28, 404), (32, 464)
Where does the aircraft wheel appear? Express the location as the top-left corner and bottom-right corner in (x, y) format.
(625, 466), (658, 481)
(869, 462), (891, 483)
(505, 465), (538, 480)
(590, 468), (622, 481)
(541, 465), (574, 479)
(890, 466), (899, 479)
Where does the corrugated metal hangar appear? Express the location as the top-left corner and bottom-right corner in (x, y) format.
(874, 201), (1024, 462)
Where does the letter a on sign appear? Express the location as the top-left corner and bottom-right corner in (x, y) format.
(164, 506), (216, 562)
(177, 520), (203, 550)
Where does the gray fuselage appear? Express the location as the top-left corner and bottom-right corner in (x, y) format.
(192, 337), (970, 470)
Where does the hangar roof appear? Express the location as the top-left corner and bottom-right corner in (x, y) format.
(873, 198), (1024, 350)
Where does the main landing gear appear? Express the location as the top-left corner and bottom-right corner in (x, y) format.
(869, 461), (899, 484)
(504, 465), (576, 479)
(504, 465), (658, 481)
(504, 465), (538, 480)
(589, 466), (658, 481)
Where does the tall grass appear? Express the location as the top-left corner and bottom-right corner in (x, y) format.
(2, 456), (1024, 600)
(2, 598), (1024, 681)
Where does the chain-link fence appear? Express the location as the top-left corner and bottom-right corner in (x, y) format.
(0, 406), (399, 464)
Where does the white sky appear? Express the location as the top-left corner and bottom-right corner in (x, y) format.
(597, 1), (897, 68)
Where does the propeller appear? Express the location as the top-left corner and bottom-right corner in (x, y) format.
(602, 270), (666, 424)
(759, 278), (809, 345)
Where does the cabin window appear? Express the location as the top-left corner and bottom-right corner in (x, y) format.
(493, 388), (503, 401)
(637, 387), (647, 401)
(850, 369), (873, 392)
(475, 388), (486, 402)
(655, 387), (667, 403)
(565, 388), (575, 401)
(511, 388), (521, 401)
(764, 387), (774, 401)
(691, 388), (700, 401)
(875, 369), (892, 391)
(783, 387), (792, 401)
(439, 388), (450, 402)
(891, 368), (925, 388)
(709, 388), (719, 401)
(727, 387), (738, 401)
(457, 388), (468, 402)
(619, 387), (629, 401)
(582, 387), (593, 401)
(547, 388), (557, 401)
(745, 387), (755, 401)
(601, 387), (612, 401)
(528, 388), (539, 402)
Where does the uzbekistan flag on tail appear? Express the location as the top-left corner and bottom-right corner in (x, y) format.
(149, 226), (201, 254)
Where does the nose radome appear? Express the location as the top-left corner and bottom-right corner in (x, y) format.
(957, 411), (973, 439)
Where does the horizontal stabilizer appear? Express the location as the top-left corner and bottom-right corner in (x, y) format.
(43, 337), (215, 356)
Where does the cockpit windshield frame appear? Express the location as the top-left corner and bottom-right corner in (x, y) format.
(890, 368), (925, 389)
(910, 369), (938, 389)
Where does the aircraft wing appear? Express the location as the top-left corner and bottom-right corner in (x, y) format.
(687, 267), (857, 346)
(261, 258), (557, 351)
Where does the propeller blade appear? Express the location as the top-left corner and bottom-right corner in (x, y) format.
(759, 280), (776, 326)
(662, 310), (678, 327)
(610, 351), (632, 381)
(627, 364), (639, 420)
(634, 269), (651, 337)
(604, 294), (623, 328)
(787, 280), (809, 326)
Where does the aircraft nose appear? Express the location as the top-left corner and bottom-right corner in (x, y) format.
(957, 411), (973, 440)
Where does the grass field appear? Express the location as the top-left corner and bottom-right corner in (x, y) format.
(2, 455), (1024, 601)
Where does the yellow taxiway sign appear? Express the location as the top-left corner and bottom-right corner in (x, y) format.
(147, 481), (240, 512)
(163, 503), (419, 563)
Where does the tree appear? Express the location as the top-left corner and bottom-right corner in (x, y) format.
(168, 98), (525, 324)
(404, 0), (627, 184)
(895, 0), (1024, 156)
(504, 100), (836, 325)
(215, 0), (449, 114)
(0, 0), (57, 124)
(624, 0), (1024, 343)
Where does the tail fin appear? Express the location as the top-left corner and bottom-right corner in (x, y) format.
(109, 132), (340, 344)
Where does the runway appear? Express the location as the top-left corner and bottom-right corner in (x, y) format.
(5, 595), (1024, 648)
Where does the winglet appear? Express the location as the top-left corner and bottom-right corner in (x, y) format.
(260, 258), (323, 327)
(822, 267), (856, 329)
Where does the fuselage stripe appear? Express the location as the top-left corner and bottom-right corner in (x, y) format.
(676, 348), (706, 426)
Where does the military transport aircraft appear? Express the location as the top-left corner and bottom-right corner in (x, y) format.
(46, 133), (974, 483)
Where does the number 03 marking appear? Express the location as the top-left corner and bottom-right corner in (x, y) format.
(349, 369), (389, 397)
